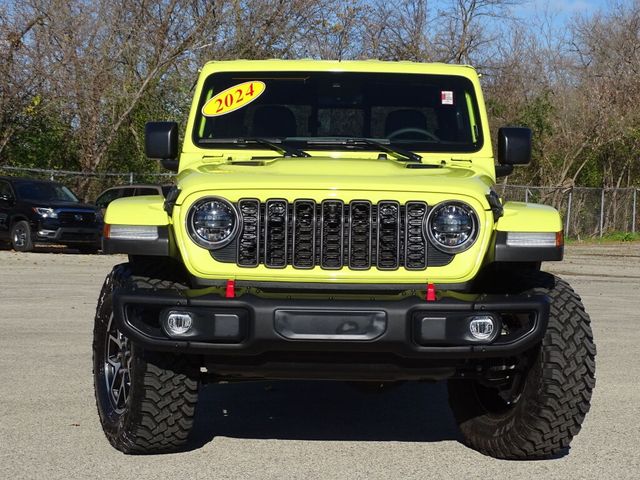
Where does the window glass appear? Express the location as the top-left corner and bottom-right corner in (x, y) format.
(95, 188), (123, 208)
(0, 182), (13, 198)
(16, 181), (78, 202)
(193, 71), (483, 153)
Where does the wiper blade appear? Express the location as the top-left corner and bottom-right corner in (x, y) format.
(199, 137), (310, 158)
(305, 137), (422, 163)
(347, 138), (422, 163)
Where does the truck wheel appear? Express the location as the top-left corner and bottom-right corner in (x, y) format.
(447, 272), (596, 459)
(11, 220), (34, 252)
(92, 263), (199, 454)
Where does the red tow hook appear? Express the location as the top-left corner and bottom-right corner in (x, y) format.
(426, 283), (436, 302)
(225, 279), (236, 298)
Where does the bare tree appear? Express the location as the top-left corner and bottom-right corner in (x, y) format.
(572, 0), (640, 187)
(22, 0), (223, 194)
(0, 3), (45, 158)
(437, 0), (521, 65)
(360, 0), (433, 61)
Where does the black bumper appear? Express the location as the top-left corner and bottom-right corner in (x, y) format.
(33, 224), (101, 245)
(113, 288), (550, 363)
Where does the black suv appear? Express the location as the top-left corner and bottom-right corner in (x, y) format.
(0, 176), (102, 253)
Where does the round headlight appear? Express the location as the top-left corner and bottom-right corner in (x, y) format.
(186, 197), (240, 249)
(425, 201), (478, 253)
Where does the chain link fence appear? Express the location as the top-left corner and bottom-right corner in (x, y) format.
(496, 185), (639, 238)
(1, 166), (638, 238)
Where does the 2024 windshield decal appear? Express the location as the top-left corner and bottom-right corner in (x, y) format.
(201, 81), (266, 117)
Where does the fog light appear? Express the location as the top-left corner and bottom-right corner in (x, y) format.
(166, 312), (193, 335)
(37, 229), (56, 238)
(469, 316), (495, 340)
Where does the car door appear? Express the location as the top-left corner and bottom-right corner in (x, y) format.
(0, 180), (15, 240)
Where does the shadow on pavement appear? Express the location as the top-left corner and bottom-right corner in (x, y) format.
(189, 380), (461, 448)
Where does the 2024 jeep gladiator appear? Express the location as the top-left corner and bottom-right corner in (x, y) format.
(93, 60), (596, 459)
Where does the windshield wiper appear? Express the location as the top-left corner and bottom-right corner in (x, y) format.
(199, 137), (310, 158)
(305, 137), (422, 163)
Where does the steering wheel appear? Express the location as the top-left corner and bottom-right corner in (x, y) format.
(388, 128), (440, 142)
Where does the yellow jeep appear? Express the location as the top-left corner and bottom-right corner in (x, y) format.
(93, 60), (595, 459)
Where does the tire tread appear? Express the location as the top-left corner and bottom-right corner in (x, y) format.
(448, 271), (596, 459)
(93, 263), (199, 455)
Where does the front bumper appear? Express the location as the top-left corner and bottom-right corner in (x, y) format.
(113, 287), (549, 368)
(33, 224), (101, 245)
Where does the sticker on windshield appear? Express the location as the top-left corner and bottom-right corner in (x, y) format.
(202, 81), (266, 117)
(441, 90), (454, 105)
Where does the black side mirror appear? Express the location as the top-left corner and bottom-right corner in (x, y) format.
(498, 127), (532, 166)
(145, 121), (179, 172)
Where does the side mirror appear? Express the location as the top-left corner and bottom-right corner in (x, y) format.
(0, 193), (14, 205)
(145, 121), (179, 172)
(497, 127), (532, 166)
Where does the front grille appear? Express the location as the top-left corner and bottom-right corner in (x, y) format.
(58, 210), (97, 226)
(222, 199), (454, 270)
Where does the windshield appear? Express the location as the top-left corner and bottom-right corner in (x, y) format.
(193, 71), (482, 153)
(15, 181), (79, 202)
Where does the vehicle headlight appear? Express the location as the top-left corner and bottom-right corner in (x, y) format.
(186, 197), (240, 249)
(425, 201), (478, 253)
(33, 207), (58, 218)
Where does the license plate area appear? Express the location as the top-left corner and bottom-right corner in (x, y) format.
(274, 309), (387, 341)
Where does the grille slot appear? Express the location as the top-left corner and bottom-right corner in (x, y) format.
(237, 199), (260, 267)
(264, 199), (288, 268)
(348, 201), (372, 269)
(405, 201), (428, 270)
(376, 201), (401, 270)
(292, 200), (316, 269)
(320, 200), (344, 269)
(224, 199), (455, 270)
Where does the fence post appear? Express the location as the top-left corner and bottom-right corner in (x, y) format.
(129, 172), (134, 185)
(599, 188), (605, 237)
(525, 188), (529, 203)
(633, 189), (637, 234)
(565, 190), (572, 237)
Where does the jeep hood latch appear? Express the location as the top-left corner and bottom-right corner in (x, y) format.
(164, 187), (181, 216)
(486, 190), (504, 221)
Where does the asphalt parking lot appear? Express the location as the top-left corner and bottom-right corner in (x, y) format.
(1, 243), (639, 479)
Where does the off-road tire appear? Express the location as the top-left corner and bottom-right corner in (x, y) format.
(93, 263), (199, 454)
(11, 220), (33, 252)
(448, 271), (596, 459)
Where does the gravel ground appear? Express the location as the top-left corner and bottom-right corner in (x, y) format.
(0, 243), (639, 479)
